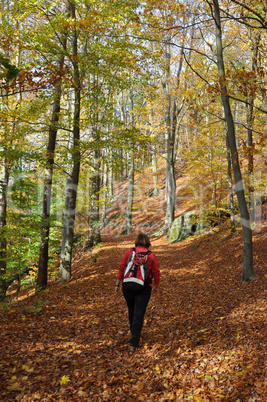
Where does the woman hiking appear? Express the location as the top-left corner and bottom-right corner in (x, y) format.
(115, 233), (160, 352)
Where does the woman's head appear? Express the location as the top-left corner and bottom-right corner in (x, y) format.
(135, 233), (151, 249)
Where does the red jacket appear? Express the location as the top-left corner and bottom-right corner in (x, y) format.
(117, 246), (160, 287)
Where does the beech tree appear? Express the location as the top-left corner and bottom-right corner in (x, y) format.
(211, 0), (255, 282)
(0, 0), (20, 299)
(37, 2), (70, 290)
(0, 146), (8, 300)
(59, 1), (81, 283)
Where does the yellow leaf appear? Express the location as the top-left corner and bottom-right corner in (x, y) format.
(22, 365), (33, 373)
(7, 382), (22, 391)
(194, 396), (202, 401)
(60, 375), (70, 385)
(77, 390), (84, 397)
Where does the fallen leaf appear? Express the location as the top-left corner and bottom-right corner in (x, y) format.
(60, 375), (70, 385)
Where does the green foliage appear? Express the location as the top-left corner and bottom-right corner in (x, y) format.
(199, 205), (236, 227)
(22, 298), (50, 314)
(10, 176), (39, 214)
(0, 54), (19, 80)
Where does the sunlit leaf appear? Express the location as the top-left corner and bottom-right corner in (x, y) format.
(60, 375), (70, 385)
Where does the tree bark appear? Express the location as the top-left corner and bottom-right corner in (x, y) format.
(37, 31), (68, 291)
(123, 151), (134, 234)
(246, 32), (260, 225)
(226, 132), (236, 233)
(101, 156), (108, 226)
(152, 144), (160, 197)
(163, 38), (176, 230)
(87, 66), (102, 247)
(212, 0), (255, 282)
(59, 1), (81, 283)
(88, 143), (101, 247)
(0, 156), (9, 300)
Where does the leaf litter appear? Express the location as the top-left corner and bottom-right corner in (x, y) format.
(0, 222), (266, 401)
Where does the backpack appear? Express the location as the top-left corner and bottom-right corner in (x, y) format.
(123, 248), (152, 288)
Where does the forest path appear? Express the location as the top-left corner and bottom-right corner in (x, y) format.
(0, 230), (266, 401)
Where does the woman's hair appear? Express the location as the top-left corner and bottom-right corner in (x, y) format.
(135, 233), (151, 249)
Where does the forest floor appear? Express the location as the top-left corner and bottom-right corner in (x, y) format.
(0, 223), (266, 401)
(0, 165), (267, 401)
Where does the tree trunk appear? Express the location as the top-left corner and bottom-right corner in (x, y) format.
(165, 137), (176, 229)
(88, 144), (101, 247)
(59, 1), (81, 283)
(87, 65), (102, 247)
(0, 53), (10, 300)
(152, 144), (160, 197)
(37, 32), (68, 291)
(101, 157), (108, 226)
(108, 160), (114, 202)
(0, 155), (9, 300)
(163, 38), (176, 230)
(247, 32), (260, 226)
(123, 151), (134, 234)
(212, 0), (255, 282)
(226, 133), (236, 233)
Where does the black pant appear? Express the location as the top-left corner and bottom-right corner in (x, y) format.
(122, 283), (151, 347)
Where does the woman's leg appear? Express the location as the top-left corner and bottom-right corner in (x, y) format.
(131, 286), (151, 347)
(123, 286), (135, 332)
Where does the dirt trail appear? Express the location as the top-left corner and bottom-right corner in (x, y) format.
(0, 230), (266, 401)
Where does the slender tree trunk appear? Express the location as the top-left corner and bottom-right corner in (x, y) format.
(152, 144), (160, 197)
(226, 133), (236, 233)
(0, 1), (20, 297)
(247, 32), (260, 225)
(124, 151), (134, 234)
(0, 156), (9, 300)
(88, 143), (101, 247)
(59, 2), (81, 282)
(37, 33), (68, 291)
(212, 0), (254, 282)
(88, 66), (101, 246)
(101, 156), (108, 226)
(163, 38), (176, 230)
(108, 159), (114, 202)
(165, 135), (176, 229)
(0, 44), (12, 299)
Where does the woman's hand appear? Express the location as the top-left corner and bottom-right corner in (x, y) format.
(153, 285), (160, 294)
(115, 282), (121, 295)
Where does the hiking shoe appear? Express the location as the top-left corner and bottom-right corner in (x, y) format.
(130, 346), (136, 353)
